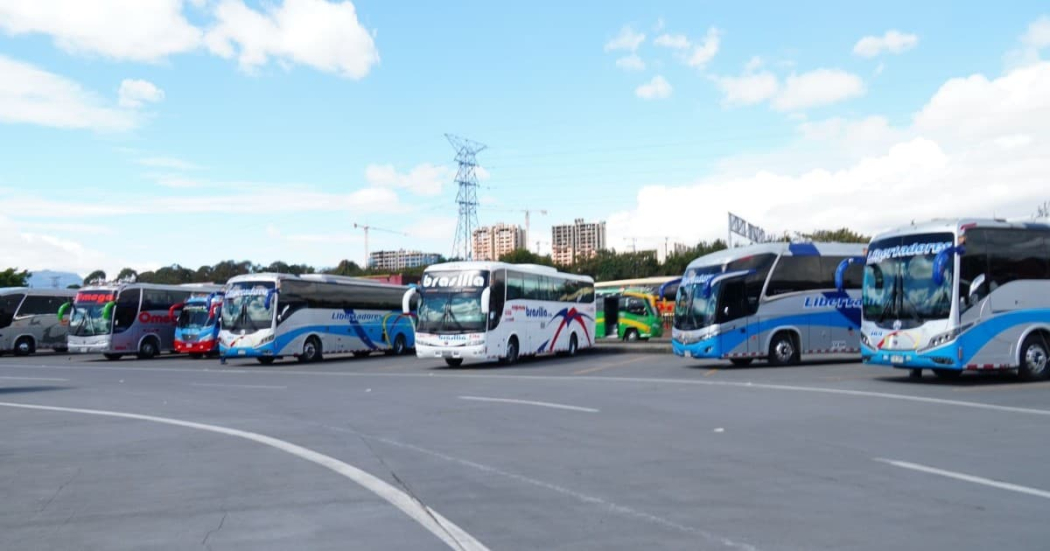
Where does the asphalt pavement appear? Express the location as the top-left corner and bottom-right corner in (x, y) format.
(2, 349), (1049, 550)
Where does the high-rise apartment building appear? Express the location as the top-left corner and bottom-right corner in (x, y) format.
(551, 218), (607, 266)
(472, 223), (526, 261)
(367, 249), (441, 271)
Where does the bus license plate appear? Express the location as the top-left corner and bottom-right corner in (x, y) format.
(890, 355), (905, 364)
(238, 350), (246, 356)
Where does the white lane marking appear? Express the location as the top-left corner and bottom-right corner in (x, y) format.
(459, 395), (598, 413)
(875, 458), (1050, 500)
(190, 383), (286, 390)
(7, 362), (1050, 418)
(329, 426), (756, 551)
(0, 401), (489, 551)
(0, 375), (68, 382)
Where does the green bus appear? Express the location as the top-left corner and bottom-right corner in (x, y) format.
(595, 290), (664, 341)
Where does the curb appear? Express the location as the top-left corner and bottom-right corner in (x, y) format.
(593, 342), (671, 355)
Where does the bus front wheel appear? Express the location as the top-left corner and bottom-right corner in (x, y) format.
(137, 338), (159, 360)
(13, 337), (34, 356)
(568, 333), (578, 357)
(623, 329), (639, 342)
(445, 358), (463, 367)
(298, 337), (322, 363)
(390, 334), (408, 356)
(768, 333), (799, 366)
(257, 357), (276, 365)
(502, 337), (520, 365)
(1018, 333), (1050, 381)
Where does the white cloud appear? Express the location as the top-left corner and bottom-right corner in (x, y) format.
(0, 215), (132, 276)
(608, 61), (1050, 248)
(654, 33), (690, 50)
(685, 27), (720, 68)
(137, 156), (201, 170)
(744, 56), (763, 72)
(712, 71), (779, 106)
(204, 0), (380, 78)
(118, 79), (165, 108)
(635, 75), (672, 100)
(0, 54), (137, 131)
(0, 0), (202, 62)
(853, 30), (919, 57)
(604, 25), (644, 52)
(1005, 16), (1050, 68)
(772, 69), (865, 111)
(365, 163), (452, 196)
(615, 54), (645, 71)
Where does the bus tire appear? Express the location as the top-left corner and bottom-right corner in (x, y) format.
(13, 336), (34, 356)
(257, 357), (276, 365)
(623, 329), (639, 342)
(445, 358), (463, 367)
(932, 369), (962, 380)
(137, 338), (159, 360)
(298, 336), (322, 363)
(189, 353), (204, 359)
(730, 358), (753, 367)
(1018, 333), (1050, 381)
(391, 333), (408, 356)
(568, 333), (579, 357)
(104, 353), (122, 361)
(503, 336), (520, 365)
(768, 332), (799, 366)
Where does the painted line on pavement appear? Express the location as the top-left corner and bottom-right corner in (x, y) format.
(7, 362), (1050, 417)
(459, 395), (598, 413)
(329, 425), (756, 551)
(191, 382), (287, 390)
(0, 401), (489, 551)
(703, 369), (718, 377)
(572, 355), (646, 376)
(953, 380), (1050, 393)
(875, 458), (1050, 500)
(0, 375), (68, 382)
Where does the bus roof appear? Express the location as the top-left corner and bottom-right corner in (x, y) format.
(0, 287), (76, 297)
(871, 218), (1050, 241)
(226, 272), (409, 290)
(76, 282), (224, 293)
(685, 242), (866, 270)
(424, 261), (594, 283)
(594, 276), (678, 289)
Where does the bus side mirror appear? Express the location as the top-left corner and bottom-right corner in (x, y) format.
(932, 246), (964, 286)
(969, 273), (986, 302)
(168, 303), (184, 320)
(480, 287), (491, 315)
(835, 257), (863, 293)
(402, 287), (418, 314)
(57, 302), (71, 322)
(102, 301), (115, 321)
(264, 289), (278, 310)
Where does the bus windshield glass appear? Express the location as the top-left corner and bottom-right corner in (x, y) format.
(863, 233), (954, 327)
(178, 304), (211, 329)
(222, 282), (275, 334)
(416, 270), (488, 334)
(673, 265), (724, 330)
(69, 290), (115, 337)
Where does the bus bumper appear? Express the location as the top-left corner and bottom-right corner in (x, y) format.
(672, 337), (723, 359)
(219, 343), (276, 359)
(862, 344), (963, 370)
(67, 336), (113, 354)
(176, 339), (218, 354)
(416, 344), (488, 361)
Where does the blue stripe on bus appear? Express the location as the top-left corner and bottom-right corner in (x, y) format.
(820, 290), (862, 328)
(788, 243), (820, 256)
(718, 311), (858, 351)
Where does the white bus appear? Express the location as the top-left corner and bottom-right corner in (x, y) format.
(0, 287), (76, 356)
(672, 242), (865, 366)
(861, 219), (1050, 380)
(403, 262), (595, 367)
(218, 273), (415, 365)
(65, 282), (222, 360)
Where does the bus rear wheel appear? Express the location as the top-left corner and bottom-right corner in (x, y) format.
(768, 332), (799, 366)
(391, 334), (408, 356)
(568, 334), (579, 357)
(137, 338), (159, 360)
(1018, 333), (1050, 381)
(445, 358), (463, 367)
(13, 337), (34, 356)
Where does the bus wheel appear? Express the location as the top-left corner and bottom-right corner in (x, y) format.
(1018, 333), (1050, 381)
(568, 334), (579, 357)
(623, 329), (639, 342)
(189, 353), (204, 360)
(768, 333), (798, 366)
(257, 357), (276, 365)
(298, 337), (322, 363)
(137, 338), (159, 360)
(13, 337), (34, 356)
(503, 337), (520, 365)
(730, 358), (753, 367)
(445, 358), (463, 367)
(104, 354), (123, 361)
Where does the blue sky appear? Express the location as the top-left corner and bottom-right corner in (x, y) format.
(1, 1), (1049, 277)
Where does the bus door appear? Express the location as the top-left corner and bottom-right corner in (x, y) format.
(717, 278), (756, 355)
(603, 295), (619, 339)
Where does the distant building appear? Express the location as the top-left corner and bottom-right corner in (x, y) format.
(472, 223), (526, 261)
(551, 218), (607, 266)
(368, 249), (441, 271)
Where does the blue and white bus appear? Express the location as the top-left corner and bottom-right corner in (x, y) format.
(672, 242), (865, 366)
(861, 219), (1050, 380)
(219, 273), (415, 365)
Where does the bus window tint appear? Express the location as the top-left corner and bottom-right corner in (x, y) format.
(507, 271), (524, 300)
(524, 274), (541, 300)
(767, 256), (824, 295)
(985, 229), (1050, 288)
(112, 289), (141, 333)
(18, 295), (66, 317)
(727, 253), (775, 313)
(489, 269), (506, 330)
(0, 294), (24, 328)
(826, 256), (863, 289)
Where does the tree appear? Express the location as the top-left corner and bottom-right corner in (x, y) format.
(798, 228), (870, 244)
(499, 249), (553, 266)
(83, 270), (106, 285)
(117, 267), (138, 281)
(325, 260), (365, 277)
(0, 267), (30, 287)
(66, 284), (81, 290)
(264, 261), (315, 275)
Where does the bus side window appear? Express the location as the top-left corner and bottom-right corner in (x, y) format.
(113, 289), (141, 333)
(507, 272), (524, 301)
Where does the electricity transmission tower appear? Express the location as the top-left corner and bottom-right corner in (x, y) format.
(446, 134), (487, 260)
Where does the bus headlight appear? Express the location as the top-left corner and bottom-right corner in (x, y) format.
(922, 323), (973, 351)
(260, 334), (275, 345)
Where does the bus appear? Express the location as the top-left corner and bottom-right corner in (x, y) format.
(0, 287), (76, 356)
(218, 273), (415, 365)
(595, 289), (664, 341)
(64, 282), (222, 360)
(403, 262), (595, 367)
(172, 291), (223, 358)
(672, 242), (865, 366)
(861, 219), (1050, 380)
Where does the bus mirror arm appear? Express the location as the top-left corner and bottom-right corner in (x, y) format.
(402, 288), (418, 315)
(834, 257), (864, 293)
(932, 246), (965, 286)
(480, 287), (491, 315)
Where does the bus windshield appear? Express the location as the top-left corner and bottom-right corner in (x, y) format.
(222, 282), (275, 334)
(673, 266), (724, 331)
(178, 305), (212, 330)
(69, 290), (115, 337)
(863, 233), (954, 327)
(416, 270), (488, 334)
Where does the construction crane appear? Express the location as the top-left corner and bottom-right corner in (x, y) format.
(352, 223), (408, 267)
(488, 207), (548, 253)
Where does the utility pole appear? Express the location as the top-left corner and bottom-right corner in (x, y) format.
(446, 134), (487, 260)
(352, 223), (407, 268)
